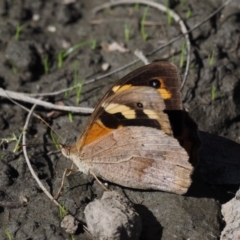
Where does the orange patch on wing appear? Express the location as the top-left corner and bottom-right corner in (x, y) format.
(112, 84), (132, 93)
(158, 78), (172, 99)
(83, 120), (112, 146)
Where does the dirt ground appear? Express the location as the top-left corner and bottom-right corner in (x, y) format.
(0, 0), (240, 239)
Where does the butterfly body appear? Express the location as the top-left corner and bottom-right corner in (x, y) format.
(62, 61), (200, 194)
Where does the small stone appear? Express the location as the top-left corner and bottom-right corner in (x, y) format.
(221, 188), (240, 240)
(101, 63), (110, 71)
(84, 191), (142, 240)
(61, 214), (78, 234)
(47, 26), (56, 32)
(32, 14), (40, 21)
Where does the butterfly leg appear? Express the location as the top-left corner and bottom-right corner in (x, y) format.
(66, 162), (74, 177)
(90, 170), (110, 191)
(54, 167), (77, 200)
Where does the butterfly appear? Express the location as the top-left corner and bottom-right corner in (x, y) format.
(61, 61), (200, 194)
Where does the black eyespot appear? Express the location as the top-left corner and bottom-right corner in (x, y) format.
(150, 79), (160, 88)
(137, 102), (143, 108)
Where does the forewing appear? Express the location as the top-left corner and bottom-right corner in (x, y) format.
(76, 61), (182, 151)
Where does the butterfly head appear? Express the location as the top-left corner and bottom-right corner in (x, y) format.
(60, 143), (90, 174)
(60, 143), (75, 158)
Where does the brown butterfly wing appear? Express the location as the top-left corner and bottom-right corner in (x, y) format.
(65, 61), (200, 194)
(82, 126), (191, 194)
(76, 61), (182, 150)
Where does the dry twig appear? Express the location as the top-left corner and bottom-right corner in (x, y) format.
(0, 88), (93, 113)
(22, 103), (60, 206)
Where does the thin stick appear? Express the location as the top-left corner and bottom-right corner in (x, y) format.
(22, 103), (60, 206)
(0, 88), (93, 113)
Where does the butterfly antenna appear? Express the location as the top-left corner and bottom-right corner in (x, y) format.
(36, 115), (63, 143)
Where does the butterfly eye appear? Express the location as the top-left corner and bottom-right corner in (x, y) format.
(137, 102), (143, 108)
(150, 79), (160, 88)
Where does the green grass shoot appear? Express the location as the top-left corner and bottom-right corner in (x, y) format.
(70, 234), (75, 240)
(190, 62), (195, 69)
(12, 64), (17, 74)
(165, 0), (172, 25)
(0, 134), (16, 148)
(68, 112), (73, 122)
(73, 61), (84, 105)
(63, 61), (84, 122)
(90, 39), (97, 50)
(50, 130), (60, 150)
(58, 51), (64, 68)
(64, 85), (70, 99)
(74, 61), (82, 104)
(43, 55), (49, 74)
(59, 204), (68, 219)
(209, 50), (215, 66)
(104, 7), (110, 14)
(5, 229), (12, 240)
(181, 0), (187, 6)
(135, 3), (140, 10)
(58, 40), (95, 68)
(186, 8), (192, 19)
(15, 24), (23, 40)
(13, 131), (24, 153)
(141, 6), (149, 41)
(63, 83), (75, 100)
(9, 60), (17, 74)
(179, 42), (186, 68)
(64, 61), (83, 101)
(124, 24), (130, 42)
(63, 41), (89, 58)
(211, 85), (216, 101)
